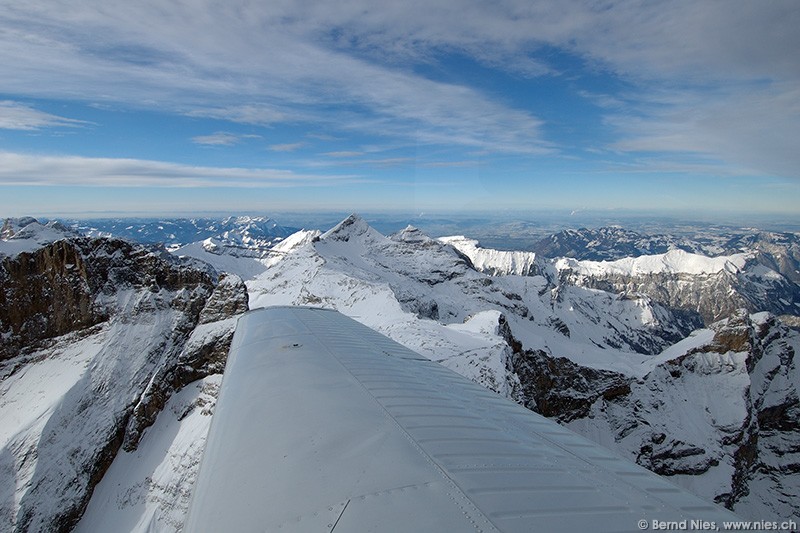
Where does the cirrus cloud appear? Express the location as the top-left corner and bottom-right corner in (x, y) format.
(191, 132), (262, 146)
(0, 151), (363, 188)
(0, 101), (88, 130)
(0, 0), (797, 181)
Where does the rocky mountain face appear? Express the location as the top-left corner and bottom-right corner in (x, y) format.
(1, 217), (42, 239)
(564, 311), (800, 520)
(493, 308), (800, 520)
(535, 226), (800, 294)
(447, 232), (800, 326)
(0, 219), (248, 532)
(555, 251), (800, 325)
(245, 215), (799, 523)
(248, 215), (691, 358)
(438, 235), (540, 276)
(724, 232), (800, 285)
(0, 236), (212, 362)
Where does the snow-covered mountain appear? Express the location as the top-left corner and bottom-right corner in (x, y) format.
(248, 215), (693, 366)
(724, 231), (800, 285)
(64, 216), (298, 250)
(0, 217), (80, 258)
(534, 226), (800, 286)
(555, 250), (800, 324)
(2, 214), (799, 531)
(532, 226), (702, 260)
(1, 218), (248, 532)
(244, 215), (799, 523)
(444, 233), (800, 326)
(566, 310), (800, 520)
(438, 234), (540, 276)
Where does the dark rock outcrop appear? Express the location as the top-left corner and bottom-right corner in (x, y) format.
(0, 237), (213, 361)
(0, 235), (249, 532)
(536, 311), (800, 518)
(559, 263), (800, 325)
(1, 240), (101, 359)
(123, 274), (249, 452)
(499, 315), (632, 422)
(511, 347), (631, 422)
(198, 274), (249, 324)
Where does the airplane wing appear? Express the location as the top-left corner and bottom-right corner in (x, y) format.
(184, 306), (742, 532)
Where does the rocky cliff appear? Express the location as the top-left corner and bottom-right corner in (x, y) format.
(560, 311), (799, 520)
(554, 251), (800, 325)
(0, 222), (248, 532)
(0, 237), (212, 362)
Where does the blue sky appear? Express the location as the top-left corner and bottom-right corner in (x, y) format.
(0, 0), (798, 218)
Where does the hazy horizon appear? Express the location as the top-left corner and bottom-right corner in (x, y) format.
(9, 208), (799, 241)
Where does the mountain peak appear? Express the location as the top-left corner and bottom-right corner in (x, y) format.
(320, 214), (379, 242)
(1, 216), (40, 239)
(0, 218), (79, 257)
(391, 225), (434, 244)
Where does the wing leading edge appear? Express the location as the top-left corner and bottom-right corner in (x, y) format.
(184, 306), (742, 532)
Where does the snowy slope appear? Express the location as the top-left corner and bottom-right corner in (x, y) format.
(555, 249), (749, 276)
(4, 214), (799, 531)
(0, 229), (248, 532)
(248, 215), (685, 380)
(533, 225), (800, 286)
(73, 375), (221, 533)
(567, 312), (800, 522)
(557, 249), (800, 324)
(246, 215), (800, 523)
(0, 327), (108, 530)
(260, 229), (320, 268)
(438, 234), (540, 276)
(0, 219), (77, 258)
(2, 290), (201, 531)
(169, 228), (322, 280)
(172, 240), (267, 280)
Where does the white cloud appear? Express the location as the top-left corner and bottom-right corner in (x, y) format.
(323, 151), (364, 158)
(317, 156), (414, 168)
(191, 132), (241, 146)
(0, 101), (87, 130)
(268, 142), (305, 152)
(186, 105), (299, 126)
(0, 1), (550, 154)
(609, 83), (800, 179)
(0, 1), (797, 177)
(563, 1), (800, 84)
(192, 131), (262, 146)
(0, 151), (361, 188)
(423, 160), (479, 168)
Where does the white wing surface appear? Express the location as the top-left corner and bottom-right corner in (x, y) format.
(184, 306), (742, 532)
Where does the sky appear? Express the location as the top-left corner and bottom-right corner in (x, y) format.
(0, 0), (799, 219)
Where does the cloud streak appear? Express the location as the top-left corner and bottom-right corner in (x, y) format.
(608, 83), (800, 179)
(0, 152), (361, 188)
(268, 142), (305, 152)
(0, 1), (553, 154)
(0, 101), (88, 130)
(191, 132), (261, 146)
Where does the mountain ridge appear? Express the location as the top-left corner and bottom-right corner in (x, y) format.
(1, 213), (798, 531)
